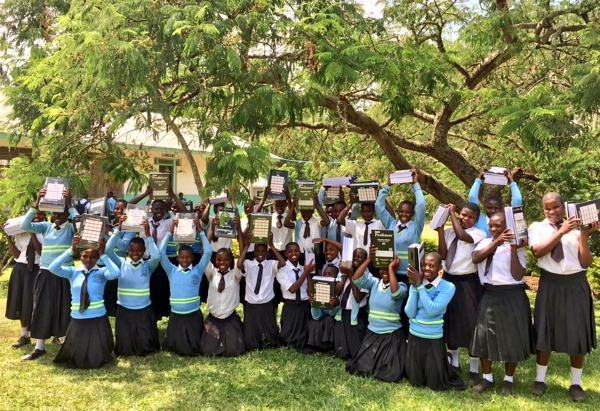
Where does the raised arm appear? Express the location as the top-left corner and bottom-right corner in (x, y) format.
(472, 231), (512, 264)
(167, 185), (188, 212)
(313, 193), (329, 227)
(404, 284), (419, 319)
(336, 199), (353, 227)
(237, 232), (252, 270)
(468, 171), (484, 205)
(287, 262), (315, 294)
(104, 229), (124, 269)
(375, 183), (395, 228)
(129, 186), (152, 205)
(21, 190), (47, 234)
(30, 232), (43, 255)
(268, 233), (286, 268)
(158, 221), (176, 273)
(49, 236), (79, 279)
(437, 227), (448, 259)
(195, 231), (213, 273)
(412, 177), (426, 234)
(388, 256), (402, 296)
(506, 169), (523, 207)
(2, 226), (21, 258)
(313, 237), (342, 252)
(448, 204), (474, 243)
(283, 203), (296, 229)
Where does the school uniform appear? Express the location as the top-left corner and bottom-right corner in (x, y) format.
(5, 233), (42, 324)
(405, 277), (466, 391)
(201, 263), (245, 357)
(21, 207), (78, 340)
(242, 259), (279, 351)
(307, 305), (339, 352)
(159, 232), (212, 356)
(103, 225), (136, 318)
(468, 178), (523, 237)
(332, 271), (370, 360)
(269, 211), (292, 307)
(343, 218), (384, 253)
(105, 230), (161, 356)
(470, 239), (533, 363)
(48, 245), (120, 369)
(201, 217), (235, 303)
(294, 216), (324, 254)
(529, 219), (597, 355)
(376, 183), (426, 337)
(346, 275), (407, 383)
(276, 260), (311, 353)
(442, 226), (487, 348)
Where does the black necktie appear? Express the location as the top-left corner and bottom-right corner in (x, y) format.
(336, 223), (341, 242)
(26, 241), (36, 272)
(276, 214), (283, 229)
(218, 270), (227, 293)
(425, 283), (434, 289)
(550, 222), (564, 262)
(398, 224), (407, 234)
(340, 282), (352, 309)
(54, 226), (62, 231)
(303, 220), (311, 239)
(484, 251), (495, 276)
(151, 221), (159, 243)
(182, 268), (191, 274)
(363, 221), (371, 246)
(254, 263), (263, 295)
(445, 236), (459, 271)
(293, 268), (301, 304)
(79, 269), (97, 313)
(130, 261), (142, 268)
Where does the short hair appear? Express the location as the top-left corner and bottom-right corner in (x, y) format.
(333, 200), (347, 208)
(461, 202), (481, 218)
(107, 191), (114, 197)
(254, 243), (269, 252)
(490, 212), (506, 222)
(129, 237), (146, 248)
(425, 252), (442, 265)
(361, 202), (374, 210)
(485, 196), (502, 206)
(542, 192), (563, 205)
(398, 200), (415, 211)
(178, 245), (193, 255)
(152, 199), (167, 208)
(324, 265), (339, 277)
(216, 247), (234, 262)
(116, 199), (128, 207)
(285, 242), (300, 252)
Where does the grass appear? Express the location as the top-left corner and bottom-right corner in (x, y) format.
(1, 268), (600, 410)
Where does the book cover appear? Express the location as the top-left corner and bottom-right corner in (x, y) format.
(575, 198), (600, 230)
(350, 181), (379, 203)
(215, 206), (238, 238)
(72, 215), (83, 233)
(311, 276), (336, 309)
(296, 180), (315, 210)
(173, 213), (197, 243)
(267, 169), (288, 200)
(249, 213), (272, 244)
(4, 215), (26, 236)
(39, 177), (70, 212)
(505, 206), (528, 246)
(149, 172), (171, 200)
(483, 167), (508, 186)
(565, 201), (578, 220)
(88, 197), (107, 217)
(77, 215), (108, 249)
(209, 193), (228, 205)
(408, 242), (425, 272)
(370, 229), (395, 268)
(389, 170), (414, 185)
(429, 206), (450, 230)
(323, 177), (351, 187)
(122, 204), (148, 233)
(323, 186), (342, 205)
(340, 236), (354, 270)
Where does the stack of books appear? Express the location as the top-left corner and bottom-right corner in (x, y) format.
(39, 177), (70, 212)
(483, 167), (508, 186)
(323, 177), (352, 187)
(4, 216), (26, 236)
(429, 206), (450, 229)
(389, 170), (414, 185)
(209, 194), (228, 205)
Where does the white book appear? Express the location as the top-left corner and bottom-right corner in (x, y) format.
(323, 177), (351, 187)
(565, 201), (579, 219)
(173, 213), (197, 243)
(209, 193), (228, 205)
(389, 170), (414, 185)
(4, 216), (26, 236)
(483, 167), (508, 186)
(505, 206), (528, 246)
(341, 236), (354, 269)
(39, 177), (70, 212)
(429, 206), (450, 229)
(122, 204), (148, 233)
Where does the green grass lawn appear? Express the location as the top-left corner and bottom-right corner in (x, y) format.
(1, 268), (599, 410)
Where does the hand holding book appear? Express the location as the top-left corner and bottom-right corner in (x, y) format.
(407, 263), (423, 287)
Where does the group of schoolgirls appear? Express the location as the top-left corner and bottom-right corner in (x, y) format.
(3, 169), (598, 401)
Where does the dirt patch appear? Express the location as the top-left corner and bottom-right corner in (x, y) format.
(525, 276), (539, 293)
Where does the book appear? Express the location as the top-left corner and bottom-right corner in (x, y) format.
(122, 204), (148, 233)
(323, 186), (343, 205)
(483, 167), (508, 186)
(408, 242), (425, 272)
(296, 180), (315, 210)
(39, 177), (70, 212)
(341, 236), (354, 270)
(173, 213), (197, 243)
(215, 206), (238, 238)
(88, 197), (107, 217)
(565, 201), (578, 219)
(149, 172), (171, 200)
(323, 177), (351, 187)
(311, 276), (336, 309)
(4, 216), (26, 236)
(389, 170), (414, 185)
(304, 250), (316, 273)
(184, 201), (194, 212)
(574, 198), (600, 230)
(370, 229), (395, 268)
(429, 206), (450, 229)
(209, 193), (228, 205)
(77, 215), (108, 249)
(350, 181), (380, 203)
(249, 213), (272, 244)
(72, 215), (83, 233)
(267, 169), (288, 200)
(504, 206), (528, 246)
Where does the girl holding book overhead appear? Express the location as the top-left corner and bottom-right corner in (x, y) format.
(283, 193), (329, 261)
(48, 234), (120, 369)
(470, 213), (532, 395)
(237, 232), (285, 351)
(345, 252), (407, 383)
(158, 218), (212, 356)
(528, 192), (599, 402)
(3, 212), (44, 349)
(104, 218), (162, 356)
(336, 193), (384, 253)
(436, 203), (487, 386)
(19, 187), (79, 362)
(405, 253), (466, 391)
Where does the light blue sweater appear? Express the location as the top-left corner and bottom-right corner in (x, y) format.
(354, 274), (407, 334)
(468, 178), (522, 237)
(404, 279), (455, 339)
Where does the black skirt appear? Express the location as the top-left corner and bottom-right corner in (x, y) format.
(307, 316), (336, 352)
(470, 284), (534, 362)
(346, 328), (406, 383)
(534, 270), (597, 356)
(103, 279), (118, 317)
(279, 300), (311, 353)
(406, 334), (467, 391)
(54, 315), (114, 369)
(243, 301), (279, 351)
(163, 310), (204, 356)
(333, 308), (368, 360)
(115, 305), (160, 356)
(29, 268), (71, 340)
(201, 312), (245, 357)
(443, 272), (482, 348)
(150, 264), (171, 320)
(5, 262), (37, 323)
